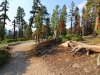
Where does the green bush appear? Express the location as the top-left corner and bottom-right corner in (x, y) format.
(65, 34), (72, 40)
(18, 38), (27, 41)
(97, 28), (100, 34)
(59, 35), (68, 42)
(0, 50), (11, 65)
(59, 34), (83, 42)
(48, 36), (53, 39)
(2, 38), (27, 43)
(0, 41), (2, 44)
(3, 39), (18, 43)
(71, 34), (83, 41)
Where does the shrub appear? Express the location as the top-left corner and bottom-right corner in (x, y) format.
(59, 35), (68, 42)
(18, 38), (27, 41)
(71, 34), (83, 41)
(3, 39), (18, 43)
(48, 36), (53, 39)
(0, 41), (2, 44)
(59, 34), (83, 42)
(0, 50), (11, 65)
(97, 28), (100, 34)
(65, 34), (72, 40)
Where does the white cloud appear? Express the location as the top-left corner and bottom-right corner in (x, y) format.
(78, 1), (87, 9)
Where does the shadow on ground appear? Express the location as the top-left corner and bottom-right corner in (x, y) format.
(0, 51), (31, 75)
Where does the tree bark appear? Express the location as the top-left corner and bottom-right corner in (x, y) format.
(69, 41), (100, 52)
(53, 30), (59, 43)
(60, 41), (100, 55)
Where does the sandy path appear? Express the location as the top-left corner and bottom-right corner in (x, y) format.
(0, 42), (53, 75)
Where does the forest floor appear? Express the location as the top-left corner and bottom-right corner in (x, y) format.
(0, 38), (100, 75)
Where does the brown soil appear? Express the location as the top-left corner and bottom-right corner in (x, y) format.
(0, 41), (100, 75)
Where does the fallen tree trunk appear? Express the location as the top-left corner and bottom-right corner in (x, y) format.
(60, 41), (100, 55)
(71, 44), (100, 55)
(69, 42), (100, 52)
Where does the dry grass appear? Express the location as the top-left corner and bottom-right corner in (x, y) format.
(83, 36), (100, 44)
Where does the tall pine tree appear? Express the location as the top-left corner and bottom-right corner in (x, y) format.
(15, 6), (25, 38)
(0, 0), (10, 39)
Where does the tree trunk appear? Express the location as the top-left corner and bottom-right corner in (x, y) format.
(53, 30), (59, 43)
(36, 34), (40, 43)
(14, 19), (16, 39)
(60, 41), (100, 55)
(2, 0), (7, 40)
(94, 15), (98, 32)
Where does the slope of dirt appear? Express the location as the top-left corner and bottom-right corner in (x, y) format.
(43, 46), (100, 75)
(0, 41), (100, 75)
(0, 41), (56, 75)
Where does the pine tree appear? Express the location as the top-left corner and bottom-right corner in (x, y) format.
(0, 0), (10, 39)
(59, 4), (67, 35)
(68, 1), (76, 34)
(45, 17), (51, 36)
(81, 7), (86, 35)
(85, 0), (100, 35)
(15, 6), (25, 38)
(51, 5), (61, 32)
(34, 5), (48, 42)
(24, 25), (31, 39)
(0, 20), (4, 40)
(74, 7), (81, 35)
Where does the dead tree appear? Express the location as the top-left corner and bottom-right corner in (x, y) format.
(60, 41), (100, 55)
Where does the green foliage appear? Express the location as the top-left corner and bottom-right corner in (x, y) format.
(2, 38), (27, 43)
(0, 41), (2, 44)
(60, 4), (67, 23)
(18, 38), (27, 41)
(71, 34), (83, 41)
(24, 25), (31, 39)
(51, 4), (60, 31)
(34, 6), (47, 30)
(59, 34), (83, 42)
(48, 36), (53, 39)
(59, 35), (68, 42)
(0, 23), (5, 40)
(97, 28), (100, 34)
(15, 6), (25, 38)
(0, 50), (11, 65)
(3, 39), (18, 43)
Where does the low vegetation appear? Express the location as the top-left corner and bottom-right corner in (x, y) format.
(1, 38), (27, 43)
(59, 34), (83, 42)
(0, 49), (11, 65)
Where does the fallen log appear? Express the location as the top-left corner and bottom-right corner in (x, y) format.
(59, 41), (71, 47)
(69, 41), (100, 55)
(60, 41), (100, 55)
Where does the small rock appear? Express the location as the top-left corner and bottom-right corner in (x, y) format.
(69, 64), (72, 67)
(72, 63), (80, 68)
(83, 68), (90, 73)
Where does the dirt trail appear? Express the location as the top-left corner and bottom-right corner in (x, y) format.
(0, 42), (54, 75)
(0, 41), (100, 75)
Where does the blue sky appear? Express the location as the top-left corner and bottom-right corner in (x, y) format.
(0, 0), (87, 30)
